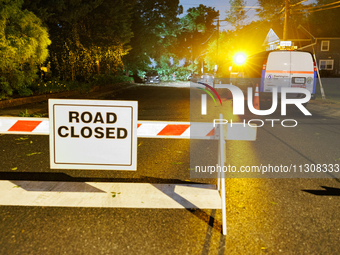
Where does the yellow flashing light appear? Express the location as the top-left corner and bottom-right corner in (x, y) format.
(277, 45), (297, 50)
(233, 53), (247, 66)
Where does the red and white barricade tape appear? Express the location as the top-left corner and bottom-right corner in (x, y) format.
(0, 117), (49, 135)
(0, 117), (216, 139)
(0, 117), (256, 140)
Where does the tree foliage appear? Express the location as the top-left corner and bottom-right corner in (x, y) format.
(173, 4), (219, 72)
(256, 0), (285, 21)
(0, 0), (51, 98)
(225, 0), (247, 29)
(308, 0), (340, 37)
(123, 0), (182, 74)
(23, 0), (134, 81)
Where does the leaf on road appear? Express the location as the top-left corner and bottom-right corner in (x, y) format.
(15, 137), (28, 141)
(176, 151), (183, 153)
(270, 202), (277, 205)
(261, 247), (267, 250)
(26, 152), (42, 156)
(171, 162), (183, 165)
(111, 192), (121, 198)
(138, 142), (143, 147)
(13, 186), (20, 188)
(11, 167), (17, 171)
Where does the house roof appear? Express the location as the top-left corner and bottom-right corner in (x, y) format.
(263, 29), (280, 46)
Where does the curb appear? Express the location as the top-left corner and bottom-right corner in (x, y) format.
(0, 83), (132, 110)
(0, 90), (80, 109)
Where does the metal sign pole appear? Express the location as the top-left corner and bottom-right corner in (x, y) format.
(219, 113), (227, 236)
(217, 138), (221, 192)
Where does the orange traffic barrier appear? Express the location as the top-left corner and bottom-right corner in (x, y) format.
(253, 84), (260, 110)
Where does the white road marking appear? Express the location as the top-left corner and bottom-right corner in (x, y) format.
(0, 181), (222, 209)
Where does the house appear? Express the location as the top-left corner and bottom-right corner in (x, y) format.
(301, 38), (340, 77)
(264, 29), (340, 77)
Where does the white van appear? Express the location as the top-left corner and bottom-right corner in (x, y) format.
(230, 50), (317, 99)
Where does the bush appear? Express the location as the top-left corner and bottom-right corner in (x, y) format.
(0, 73), (134, 99)
(89, 74), (133, 86)
(0, 77), (12, 100)
(32, 79), (93, 94)
(0, 1), (51, 99)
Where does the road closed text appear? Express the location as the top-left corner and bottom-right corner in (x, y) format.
(57, 111), (128, 139)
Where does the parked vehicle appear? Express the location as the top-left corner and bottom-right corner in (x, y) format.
(199, 73), (214, 85)
(187, 73), (201, 83)
(230, 49), (317, 99)
(196, 73), (214, 88)
(144, 70), (160, 84)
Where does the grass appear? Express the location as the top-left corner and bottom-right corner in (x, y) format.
(313, 78), (340, 104)
(313, 97), (340, 105)
(19, 109), (44, 117)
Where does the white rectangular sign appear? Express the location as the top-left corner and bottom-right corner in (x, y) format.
(49, 99), (137, 170)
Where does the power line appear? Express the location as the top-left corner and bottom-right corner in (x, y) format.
(290, 0), (308, 7)
(201, 30), (216, 45)
(243, 2), (259, 17)
(292, 3), (340, 14)
(180, 3), (263, 9)
(293, 0), (340, 11)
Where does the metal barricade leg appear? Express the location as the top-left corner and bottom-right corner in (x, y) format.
(217, 143), (221, 192)
(219, 113), (227, 235)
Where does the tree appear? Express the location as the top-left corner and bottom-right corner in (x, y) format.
(204, 31), (235, 75)
(173, 4), (219, 72)
(307, 0), (340, 37)
(203, 18), (285, 77)
(23, 0), (134, 81)
(254, 0), (314, 40)
(123, 0), (183, 75)
(225, 0), (247, 29)
(256, 0), (284, 21)
(0, 0), (51, 98)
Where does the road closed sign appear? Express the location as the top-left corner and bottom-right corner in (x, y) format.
(49, 99), (137, 170)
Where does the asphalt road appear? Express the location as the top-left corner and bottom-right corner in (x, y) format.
(0, 82), (340, 254)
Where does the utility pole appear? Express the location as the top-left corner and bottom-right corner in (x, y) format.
(283, 0), (289, 40)
(215, 18), (219, 74)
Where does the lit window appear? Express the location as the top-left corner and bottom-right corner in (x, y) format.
(319, 60), (334, 70)
(321, 41), (329, 51)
